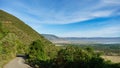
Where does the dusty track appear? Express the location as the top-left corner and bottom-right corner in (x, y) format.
(3, 57), (31, 68)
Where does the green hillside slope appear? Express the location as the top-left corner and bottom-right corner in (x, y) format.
(0, 10), (54, 67)
(0, 10), (53, 45)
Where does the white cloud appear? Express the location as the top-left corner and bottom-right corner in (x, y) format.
(28, 0), (119, 24)
(103, 0), (120, 4)
(1, 0), (119, 25)
(91, 10), (114, 17)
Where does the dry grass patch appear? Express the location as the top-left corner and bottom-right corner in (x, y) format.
(102, 56), (120, 63)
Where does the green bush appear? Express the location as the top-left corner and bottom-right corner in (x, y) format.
(27, 40), (48, 67)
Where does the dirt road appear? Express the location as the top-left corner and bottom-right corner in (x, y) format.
(3, 57), (31, 68)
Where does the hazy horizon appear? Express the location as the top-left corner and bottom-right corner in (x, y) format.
(42, 34), (120, 38)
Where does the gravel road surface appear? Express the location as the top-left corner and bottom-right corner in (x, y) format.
(3, 57), (31, 68)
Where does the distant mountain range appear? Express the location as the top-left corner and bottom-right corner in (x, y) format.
(42, 34), (120, 44)
(42, 34), (71, 44)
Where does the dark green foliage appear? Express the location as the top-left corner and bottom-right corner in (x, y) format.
(27, 40), (52, 68)
(66, 44), (120, 56)
(92, 44), (120, 56)
(54, 46), (103, 68)
(27, 45), (120, 68)
(28, 40), (47, 61)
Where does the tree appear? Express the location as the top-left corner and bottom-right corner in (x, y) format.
(55, 46), (107, 68)
(27, 40), (48, 67)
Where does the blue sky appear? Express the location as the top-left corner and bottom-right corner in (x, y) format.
(0, 0), (120, 37)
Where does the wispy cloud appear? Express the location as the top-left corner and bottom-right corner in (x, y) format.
(1, 0), (119, 24)
(62, 26), (120, 37)
(102, 0), (120, 4)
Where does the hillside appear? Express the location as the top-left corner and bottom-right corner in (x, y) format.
(42, 34), (60, 41)
(0, 10), (53, 45)
(0, 10), (54, 67)
(42, 34), (70, 44)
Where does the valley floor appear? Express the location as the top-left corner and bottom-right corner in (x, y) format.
(102, 56), (120, 63)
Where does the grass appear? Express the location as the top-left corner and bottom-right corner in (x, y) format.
(102, 56), (120, 63)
